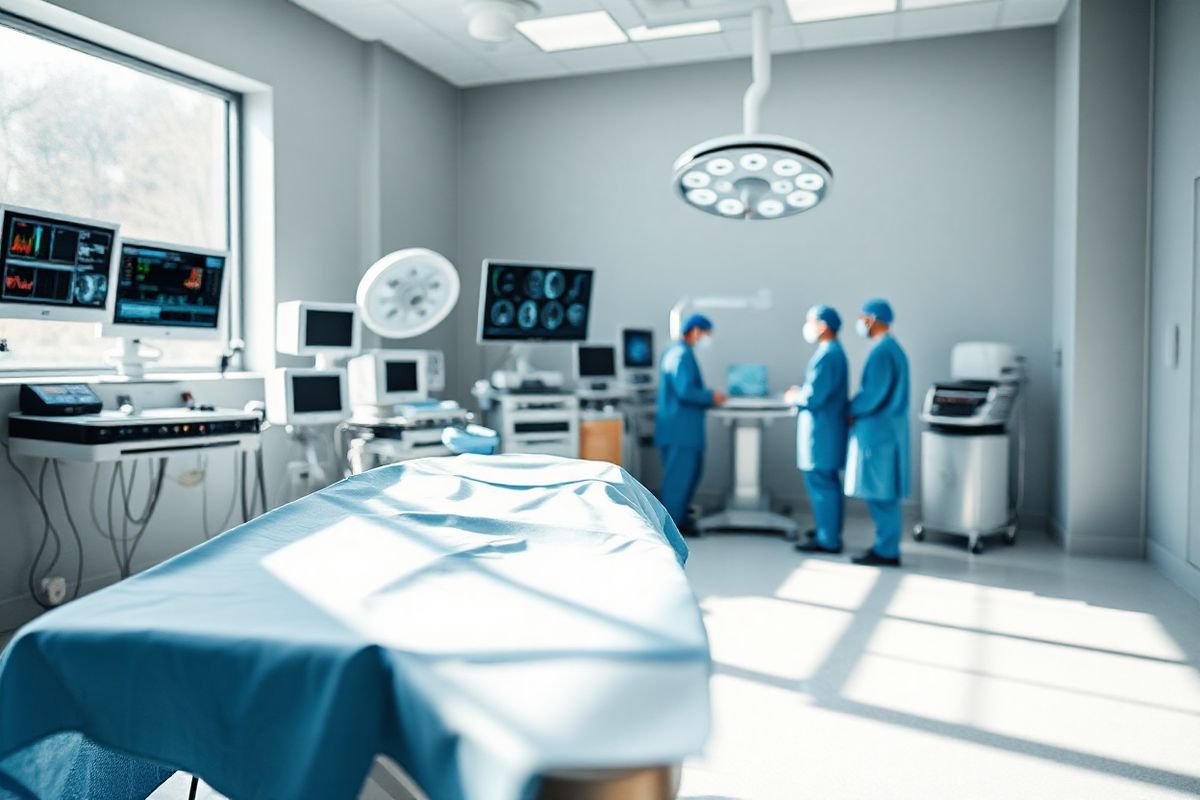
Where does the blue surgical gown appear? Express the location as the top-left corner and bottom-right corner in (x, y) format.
(793, 340), (849, 472)
(654, 342), (714, 450)
(845, 335), (911, 501)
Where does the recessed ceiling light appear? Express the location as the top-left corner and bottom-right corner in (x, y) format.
(516, 10), (628, 52)
(786, 0), (897, 24)
(627, 20), (722, 42)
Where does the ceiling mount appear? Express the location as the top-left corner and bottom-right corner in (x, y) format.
(463, 0), (540, 43)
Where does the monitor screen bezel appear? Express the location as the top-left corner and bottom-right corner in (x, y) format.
(476, 258), (595, 345)
(101, 237), (230, 342)
(0, 204), (121, 324)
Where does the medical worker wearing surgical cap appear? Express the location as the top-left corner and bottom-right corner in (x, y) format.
(787, 305), (850, 554)
(655, 314), (727, 532)
(845, 298), (911, 567)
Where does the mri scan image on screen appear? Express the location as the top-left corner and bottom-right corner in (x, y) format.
(478, 261), (593, 342)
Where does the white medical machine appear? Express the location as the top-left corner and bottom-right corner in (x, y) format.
(475, 260), (592, 456)
(275, 300), (360, 369)
(337, 249), (485, 475)
(102, 239), (230, 378)
(915, 341), (1026, 554)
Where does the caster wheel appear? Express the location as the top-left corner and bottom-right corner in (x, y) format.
(912, 525), (925, 542)
(970, 540), (985, 555)
(1004, 529), (1017, 545)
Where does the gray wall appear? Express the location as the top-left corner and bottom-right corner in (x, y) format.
(0, 0), (460, 630)
(1051, 0), (1152, 557)
(1147, 0), (1200, 601)
(455, 28), (1057, 520)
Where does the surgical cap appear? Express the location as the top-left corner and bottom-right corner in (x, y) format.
(861, 298), (894, 324)
(682, 313), (714, 335)
(807, 304), (842, 333)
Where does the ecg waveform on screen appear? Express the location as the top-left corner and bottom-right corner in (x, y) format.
(5, 273), (34, 292)
(10, 229), (38, 256)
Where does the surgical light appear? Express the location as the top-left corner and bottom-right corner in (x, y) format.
(672, 6), (832, 221)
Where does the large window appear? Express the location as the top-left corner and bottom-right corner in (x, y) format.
(0, 16), (238, 371)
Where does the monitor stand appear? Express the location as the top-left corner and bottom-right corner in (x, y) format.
(106, 338), (162, 379)
(491, 344), (564, 391)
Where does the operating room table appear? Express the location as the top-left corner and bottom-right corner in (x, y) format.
(0, 455), (711, 800)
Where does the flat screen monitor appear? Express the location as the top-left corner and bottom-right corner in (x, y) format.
(576, 344), (617, 380)
(104, 240), (228, 340)
(622, 328), (655, 370)
(477, 260), (593, 343)
(276, 301), (361, 358)
(266, 368), (349, 426)
(0, 205), (119, 323)
(348, 349), (430, 408)
(728, 363), (769, 398)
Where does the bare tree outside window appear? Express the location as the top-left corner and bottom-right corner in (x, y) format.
(0, 21), (234, 371)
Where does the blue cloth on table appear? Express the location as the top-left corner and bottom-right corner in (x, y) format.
(0, 455), (709, 800)
(442, 424), (500, 455)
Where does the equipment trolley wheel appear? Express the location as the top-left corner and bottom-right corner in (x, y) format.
(1004, 525), (1018, 545)
(970, 539), (985, 555)
(912, 524), (926, 542)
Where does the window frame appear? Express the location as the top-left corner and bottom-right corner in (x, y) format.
(0, 10), (243, 376)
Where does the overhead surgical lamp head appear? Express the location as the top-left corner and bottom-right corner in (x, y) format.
(463, 0), (539, 43)
(673, 5), (832, 220)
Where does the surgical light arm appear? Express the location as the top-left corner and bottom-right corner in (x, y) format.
(669, 289), (772, 338)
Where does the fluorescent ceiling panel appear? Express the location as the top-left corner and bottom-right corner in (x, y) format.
(517, 11), (629, 52)
(628, 20), (723, 41)
(786, 0), (897, 24)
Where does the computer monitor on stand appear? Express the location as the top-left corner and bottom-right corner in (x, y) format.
(477, 260), (594, 391)
(575, 344), (617, 393)
(102, 239), (229, 377)
(621, 327), (656, 388)
(0, 205), (119, 324)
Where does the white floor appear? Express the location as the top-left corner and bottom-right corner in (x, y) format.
(677, 520), (1200, 800)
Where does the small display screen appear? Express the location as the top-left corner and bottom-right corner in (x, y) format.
(33, 384), (100, 405)
(0, 209), (115, 310)
(578, 346), (616, 378)
(622, 328), (654, 369)
(112, 243), (225, 329)
(305, 309), (355, 348)
(385, 360), (419, 393)
(479, 262), (593, 342)
(292, 375), (343, 414)
(728, 363), (769, 398)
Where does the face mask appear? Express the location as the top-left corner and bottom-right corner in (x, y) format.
(856, 318), (872, 339)
(696, 335), (714, 350)
(802, 323), (821, 344)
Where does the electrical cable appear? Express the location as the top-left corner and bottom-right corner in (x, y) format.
(255, 448), (268, 517)
(106, 460), (123, 577)
(35, 461), (63, 578)
(52, 460), (86, 600)
(240, 451), (250, 523)
(120, 458), (167, 577)
(3, 442), (56, 611)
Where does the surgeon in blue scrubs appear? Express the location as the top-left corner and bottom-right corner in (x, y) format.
(787, 305), (850, 555)
(845, 298), (910, 567)
(655, 314), (727, 533)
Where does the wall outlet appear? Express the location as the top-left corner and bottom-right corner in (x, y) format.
(41, 576), (67, 606)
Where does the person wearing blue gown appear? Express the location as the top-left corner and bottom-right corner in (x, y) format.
(655, 314), (727, 533)
(787, 305), (850, 555)
(845, 298), (911, 567)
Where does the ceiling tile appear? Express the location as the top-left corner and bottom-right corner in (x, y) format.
(896, 1), (1001, 37)
(796, 12), (898, 50)
(637, 31), (733, 64)
(999, 0), (1068, 27)
(722, 24), (803, 55)
(556, 41), (653, 71)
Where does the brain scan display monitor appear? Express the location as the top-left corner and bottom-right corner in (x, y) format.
(478, 260), (594, 342)
(0, 206), (118, 322)
(622, 328), (655, 370)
